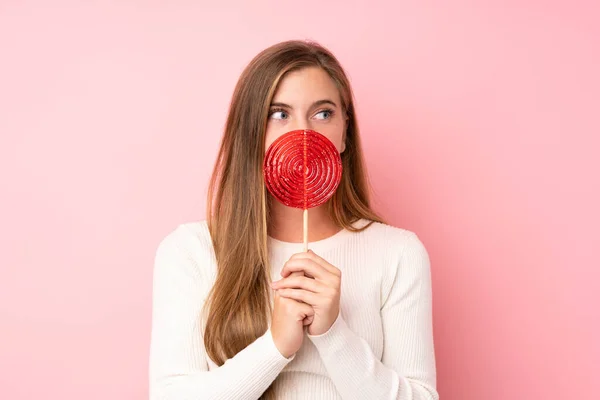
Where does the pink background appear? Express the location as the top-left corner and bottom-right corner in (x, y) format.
(1, 1), (598, 399)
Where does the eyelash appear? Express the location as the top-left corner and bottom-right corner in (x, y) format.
(268, 107), (335, 119)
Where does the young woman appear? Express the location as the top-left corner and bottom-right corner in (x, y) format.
(149, 40), (438, 400)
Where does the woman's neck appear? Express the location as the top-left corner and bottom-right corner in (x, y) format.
(267, 196), (341, 243)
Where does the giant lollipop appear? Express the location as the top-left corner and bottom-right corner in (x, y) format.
(264, 129), (343, 252)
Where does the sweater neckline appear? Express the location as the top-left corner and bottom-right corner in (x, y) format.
(267, 218), (365, 251)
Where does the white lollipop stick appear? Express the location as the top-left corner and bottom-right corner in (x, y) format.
(303, 208), (308, 252)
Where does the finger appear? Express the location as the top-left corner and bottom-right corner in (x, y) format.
(290, 250), (340, 276)
(282, 260), (339, 288)
(295, 301), (314, 322)
(281, 259), (328, 280)
(289, 269), (314, 279)
(303, 314), (314, 326)
(277, 288), (320, 306)
(272, 275), (327, 293)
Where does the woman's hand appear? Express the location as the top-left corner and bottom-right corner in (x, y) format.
(271, 250), (341, 336)
(270, 279), (315, 359)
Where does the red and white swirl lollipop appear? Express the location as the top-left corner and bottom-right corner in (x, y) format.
(264, 129), (343, 251)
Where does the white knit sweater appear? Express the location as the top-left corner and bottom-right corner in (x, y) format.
(148, 218), (438, 400)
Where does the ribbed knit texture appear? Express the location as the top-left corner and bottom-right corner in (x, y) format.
(149, 218), (438, 400)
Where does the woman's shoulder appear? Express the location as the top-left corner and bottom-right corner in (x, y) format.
(154, 219), (217, 283)
(358, 219), (430, 270)
(359, 220), (431, 296)
(157, 219), (212, 252)
(358, 218), (424, 249)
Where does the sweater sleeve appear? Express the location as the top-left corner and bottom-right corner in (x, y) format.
(306, 232), (439, 400)
(148, 226), (294, 400)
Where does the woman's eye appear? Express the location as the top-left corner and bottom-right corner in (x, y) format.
(269, 110), (288, 120)
(314, 109), (334, 120)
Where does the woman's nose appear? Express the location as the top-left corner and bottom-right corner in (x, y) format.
(288, 120), (315, 132)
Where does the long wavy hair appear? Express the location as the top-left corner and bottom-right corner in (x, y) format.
(203, 39), (385, 399)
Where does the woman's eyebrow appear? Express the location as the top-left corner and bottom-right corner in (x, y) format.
(269, 99), (338, 109)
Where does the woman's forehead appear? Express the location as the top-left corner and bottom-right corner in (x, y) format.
(272, 67), (341, 107)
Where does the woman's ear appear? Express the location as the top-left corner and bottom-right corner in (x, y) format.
(340, 115), (349, 153)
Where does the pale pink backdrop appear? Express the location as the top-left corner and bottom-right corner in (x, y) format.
(1, 1), (598, 399)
